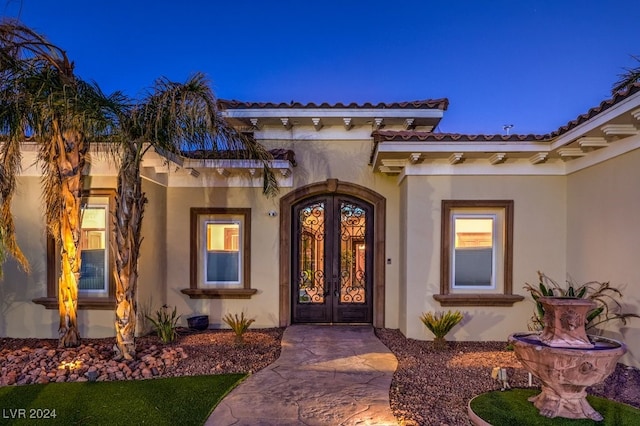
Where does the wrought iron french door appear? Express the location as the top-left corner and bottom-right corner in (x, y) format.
(292, 195), (373, 323)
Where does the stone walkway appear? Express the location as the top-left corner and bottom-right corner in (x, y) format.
(206, 325), (399, 425)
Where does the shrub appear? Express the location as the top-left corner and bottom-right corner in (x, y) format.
(524, 271), (640, 332)
(222, 312), (255, 345)
(420, 310), (464, 349)
(146, 305), (181, 343)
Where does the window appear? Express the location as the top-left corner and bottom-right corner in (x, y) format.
(452, 215), (496, 289)
(182, 208), (257, 299)
(434, 200), (523, 307)
(204, 221), (241, 284)
(79, 204), (108, 293)
(34, 189), (116, 310)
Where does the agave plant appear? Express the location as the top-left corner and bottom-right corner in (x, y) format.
(146, 305), (181, 344)
(222, 312), (255, 345)
(524, 271), (640, 332)
(420, 310), (464, 350)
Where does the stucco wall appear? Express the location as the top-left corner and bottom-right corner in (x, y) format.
(567, 148), (640, 368)
(164, 137), (402, 329)
(1, 177), (54, 337)
(265, 138), (401, 329)
(137, 178), (168, 335)
(11, 135), (637, 373)
(165, 186), (281, 327)
(2, 176), (119, 338)
(399, 174), (567, 343)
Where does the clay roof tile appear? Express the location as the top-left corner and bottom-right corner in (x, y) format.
(219, 99), (449, 111)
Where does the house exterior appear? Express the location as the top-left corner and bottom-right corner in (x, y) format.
(3, 84), (640, 368)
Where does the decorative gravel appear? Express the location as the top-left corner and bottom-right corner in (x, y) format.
(374, 328), (640, 425)
(0, 328), (284, 385)
(1, 327), (638, 426)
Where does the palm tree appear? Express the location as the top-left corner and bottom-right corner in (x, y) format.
(612, 55), (640, 94)
(111, 73), (278, 359)
(1, 19), (278, 357)
(0, 164), (9, 279)
(0, 19), (123, 347)
(0, 227), (6, 280)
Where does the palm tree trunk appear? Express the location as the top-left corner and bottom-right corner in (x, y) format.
(53, 129), (85, 348)
(114, 145), (146, 360)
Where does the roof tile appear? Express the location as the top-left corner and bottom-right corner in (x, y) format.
(219, 99), (449, 111)
(373, 131), (549, 142)
(373, 82), (640, 142)
(549, 82), (640, 137)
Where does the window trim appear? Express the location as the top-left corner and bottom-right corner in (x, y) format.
(33, 188), (117, 310)
(181, 207), (257, 299)
(433, 200), (523, 307)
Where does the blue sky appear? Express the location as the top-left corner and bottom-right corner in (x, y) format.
(3, 0), (639, 134)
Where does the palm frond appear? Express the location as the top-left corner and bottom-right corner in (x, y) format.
(612, 55), (640, 94)
(133, 73), (278, 197)
(0, 18), (70, 76)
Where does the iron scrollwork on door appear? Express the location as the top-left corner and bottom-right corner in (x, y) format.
(339, 202), (366, 304)
(298, 202), (326, 304)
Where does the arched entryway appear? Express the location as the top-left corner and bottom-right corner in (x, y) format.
(279, 179), (386, 327)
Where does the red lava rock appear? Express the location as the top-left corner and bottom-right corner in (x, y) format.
(0, 329), (283, 387)
(6, 371), (17, 385)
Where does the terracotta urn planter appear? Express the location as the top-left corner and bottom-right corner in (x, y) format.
(509, 297), (626, 421)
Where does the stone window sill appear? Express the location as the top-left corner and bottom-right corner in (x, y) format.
(433, 294), (524, 307)
(180, 288), (258, 299)
(33, 297), (116, 310)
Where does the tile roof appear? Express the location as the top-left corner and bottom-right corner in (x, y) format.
(548, 82), (640, 137)
(219, 99), (449, 111)
(372, 131), (549, 143)
(181, 148), (296, 165)
(373, 82), (640, 143)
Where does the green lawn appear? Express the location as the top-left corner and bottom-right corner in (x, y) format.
(470, 388), (640, 425)
(0, 374), (245, 425)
